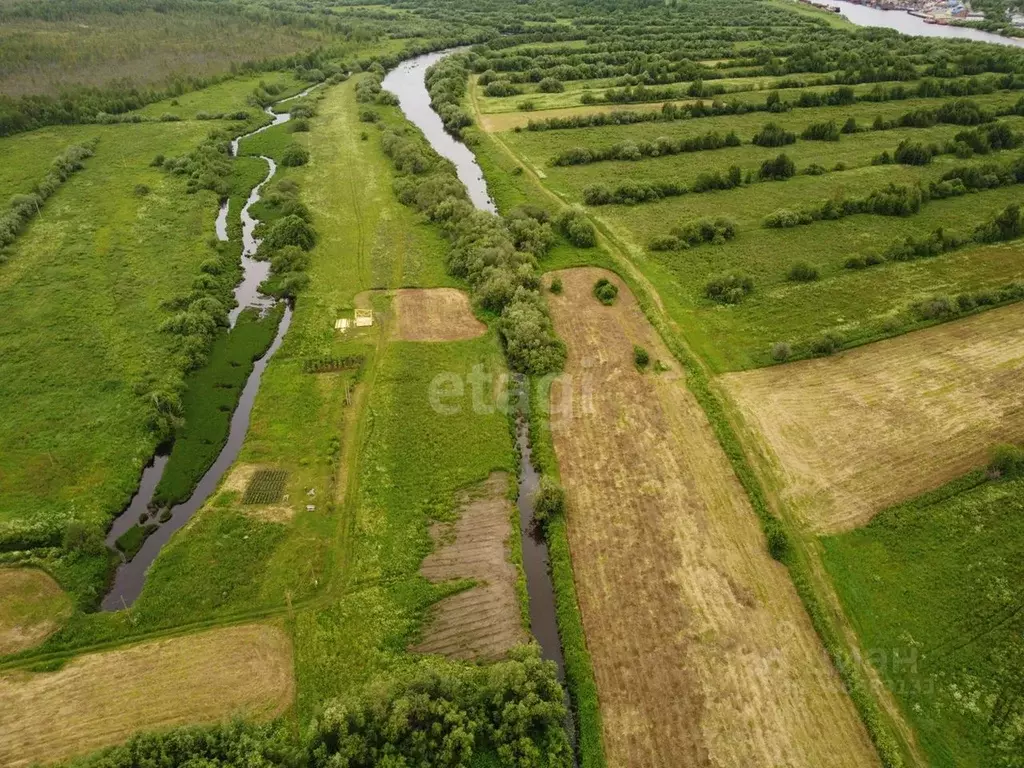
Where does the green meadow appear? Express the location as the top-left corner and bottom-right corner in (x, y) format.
(823, 472), (1024, 768)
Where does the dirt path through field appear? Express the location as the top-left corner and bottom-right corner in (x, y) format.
(546, 267), (878, 768)
(410, 472), (526, 660)
(0, 623), (293, 767)
(721, 302), (1024, 533)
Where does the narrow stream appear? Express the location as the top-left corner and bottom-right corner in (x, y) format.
(101, 87), (313, 610)
(383, 52), (573, 742)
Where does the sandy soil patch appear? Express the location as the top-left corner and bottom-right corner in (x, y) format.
(0, 623), (294, 766)
(410, 472), (526, 660)
(720, 302), (1024, 533)
(393, 288), (485, 342)
(546, 268), (877, 768)
(0, 568), (71, 655)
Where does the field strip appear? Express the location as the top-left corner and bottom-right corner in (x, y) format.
(0, 623), (294, 767)
(547, 267), (878, 768)
(720, 302), (1024, 533)
(410, 472), (526, 660)
(478, 101), (672, 132)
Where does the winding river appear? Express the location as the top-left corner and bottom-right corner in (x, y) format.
(102, 90), (313, 610)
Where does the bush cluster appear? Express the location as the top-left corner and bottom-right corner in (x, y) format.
(383, 125), (565, 375)
(751, 122), (796, 147)
(0, 140), (97, 256)
(557, 209), (596, 247)
(425, 55), (473, 136)
(705, 272), (753, 304)
(651, 216), (736, 251)
(800, 119), (841, 141)
(758, 152), (795, 180)
(592, 277), (618, 305)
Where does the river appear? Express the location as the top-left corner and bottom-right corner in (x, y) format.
(822, 0), (1024, 47)
(101, 90), (311, 610)
(383, 53), (569, 683)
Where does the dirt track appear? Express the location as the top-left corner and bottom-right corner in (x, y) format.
(394, 288), (485, 342)
(0, 623), (294, 766)
(547, 268), (878, 768)
(721, 302), (1024, 533)
(410, 472), (526, 660)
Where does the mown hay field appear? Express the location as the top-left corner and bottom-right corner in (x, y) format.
(0, 568), (71, 655)
(721, 301), (1024, 532)
(545, 268), (877, 768)
(0, 623), (294, 767)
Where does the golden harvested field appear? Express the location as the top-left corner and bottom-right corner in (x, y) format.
(393, 288), (485, 342)
(721, 302), (1024, 533)
(546, 268), (877, 768)
(410, 472), (526, 660)
(0, 568), (71, 655)
(0, 623), (294, 767)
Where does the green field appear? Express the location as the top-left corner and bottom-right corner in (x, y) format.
(4, 0), (1024, 766)
(823, 471), (1024, 767)
(0, 121), (218, 539)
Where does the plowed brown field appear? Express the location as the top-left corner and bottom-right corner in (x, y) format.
(0, 623), (294, 767)
(411, 472), (526, 660)
(546, 268), (877, 768)
(394, 288), (485, 342)
(721, 302), (1024, 533)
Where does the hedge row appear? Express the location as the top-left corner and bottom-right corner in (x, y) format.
(0, 139), (97, 259)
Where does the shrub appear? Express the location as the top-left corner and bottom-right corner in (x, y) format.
(649, 234), (681, 251)
(534, 476), (565, 527)
(288, 118), (310, 133)
(705, 272), (753, 304)
(549, 276), (563, 294)
(259, 214), (316, 253)
(484, 80), (521, 97)
(811, 331), (843, 356)
(752, 122), (796, 147)
(593, 278), (618, 305)
(538, 77), (565, 93)
(764, 208), (811, 228)
(281, 144), (310, 167)
(758, 153), (796, 180)
(63, 521), (107, 556)
(134, 184), (150, 197)
(770, 342), (791, 362)
(892, 139), (933, 165)
(358, 108), (379, 123)
(787, 262), (819, 282)
(764, 518), (790, 562)
(557, 210), (596, 247)
(633, 345), (650, 368)
(801, 120), (840, 141)
(672, 217), (736, 246)
(989, 444), (1024, 478)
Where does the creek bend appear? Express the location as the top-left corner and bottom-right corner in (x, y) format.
(101, 89), (313, 610)
(383, 51), (570, 681)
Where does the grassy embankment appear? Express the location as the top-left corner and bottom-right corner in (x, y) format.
(823, 471), (1024, 768)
